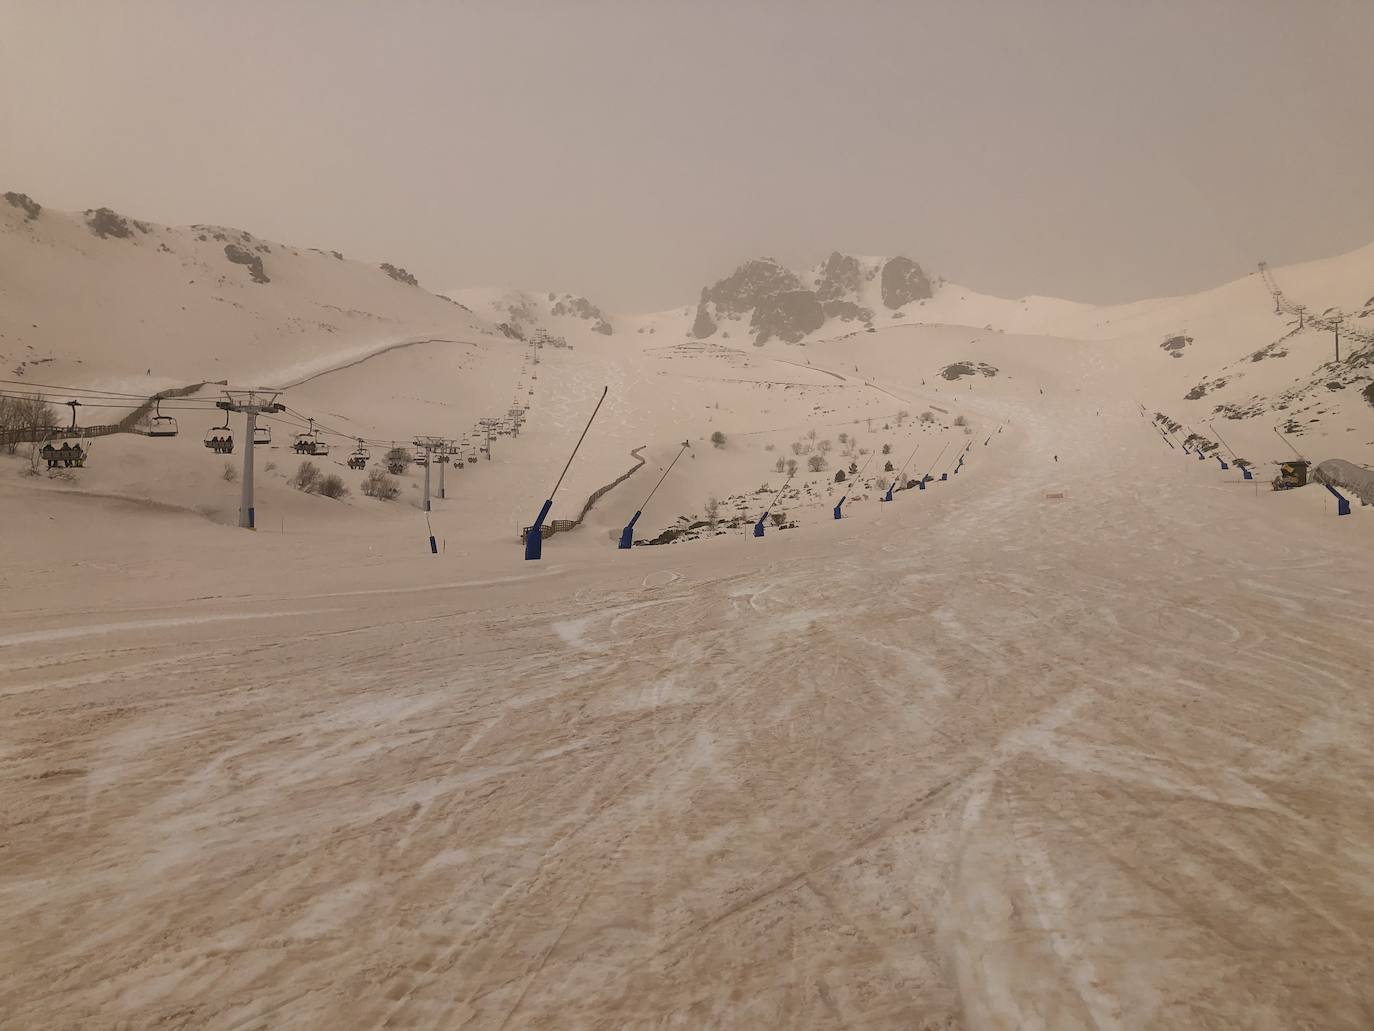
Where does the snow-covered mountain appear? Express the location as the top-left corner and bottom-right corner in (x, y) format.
(0, 190), (496, 392)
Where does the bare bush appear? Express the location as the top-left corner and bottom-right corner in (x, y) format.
(953, 415), (968, 426)
(785, 458), (799, 478)
(0, 394), (57, 453)
(316, 473), (350, 499)
(710, 430), (726, 448)
(774, 456), (786, 473)
(289, 460), (321, 491)
(222, 462), (238, 482)
(807, 455), (826, 473)
(920, 410), (935, 423)
(705, 496), (720, 527)
(361, 468), (400, 500)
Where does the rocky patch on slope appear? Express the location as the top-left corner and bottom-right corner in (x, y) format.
(880, 256), (933, 309)
(550, 293), (612, 334)
(381, 263), (420, 287)
(692, 252), (930, 345)
(224, 243), (270, 284)
(751, 290), (826, 345)
(4, 192), (41, 220)
(940, 361), (998, 380)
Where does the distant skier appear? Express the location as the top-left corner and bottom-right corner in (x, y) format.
(1053, 455), (1059, 463)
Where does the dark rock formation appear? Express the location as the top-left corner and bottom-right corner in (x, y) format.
(816, 251), (863, 302)
(4, 192), (41, 220)
(85, 207), (134, 239)
(380, 263), (419, 287)
(550, 294), (612, 334)
(880, 256), (933, 309)
(703, 258), (803, 317)
(821, 298), (873, 322)
(751, 290), (825, 345)
(940, 361), (998, 380)
(1160, 335), (1192, 358)
(691, 296), (717, 339)
(224, 243), (270, 284)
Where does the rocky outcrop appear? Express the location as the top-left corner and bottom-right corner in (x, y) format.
(821, 298), (873, 323)
(224, 243), (269, 284)
(880, 256), (932, 309)
(940, 361), (998, 380)
(703, 258), (803, 317)
(380, 262), (419, 287)
(4, 191), (41, 220)
(85, 207), (144, 240)
(751, 290), (825, 345)
(816, 251), (864, 302)
(691, 293), (717, 339)
(550, 294), (612, 334)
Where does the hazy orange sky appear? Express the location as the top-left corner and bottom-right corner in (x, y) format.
(4, 0), (1373, 310)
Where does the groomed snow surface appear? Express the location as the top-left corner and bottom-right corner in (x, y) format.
(3, 385), (1372, 1029)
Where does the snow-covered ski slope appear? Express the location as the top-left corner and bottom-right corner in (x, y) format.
(3, 196), (1373, 1027)
(4, 343), (1373, 1028)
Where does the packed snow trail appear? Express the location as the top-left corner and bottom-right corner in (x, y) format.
(2, 400), (1372, 1029)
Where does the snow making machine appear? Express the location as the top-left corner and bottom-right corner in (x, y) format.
(1272, 460), (1310, 491)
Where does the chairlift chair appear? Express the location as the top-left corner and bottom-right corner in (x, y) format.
(253, 424), (271, 446)
(309, 440), (330, 457)
(203, 413), (234, 455)
(148, 399), (179, 437)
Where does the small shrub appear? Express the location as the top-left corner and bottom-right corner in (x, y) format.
(920, 411), (935, 423)
(881, 443), (892, 455)
(705, 496), (720, 527)
(807, 455), (825, 473)
(834, 469), (846, 483)
(316, 473), (350, 499)
(710, 430), (726, 448)
(884, 460), (894, 472)
(953, 415), (967, 426)
(222, 462), (238, 482)
(361, 468), (400, 500)
(848, 461), (858, 474)
(290, 460), (321, 491)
